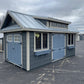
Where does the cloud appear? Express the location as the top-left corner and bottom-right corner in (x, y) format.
(0, 0), (84, 33)
(0, 13), (4, 17)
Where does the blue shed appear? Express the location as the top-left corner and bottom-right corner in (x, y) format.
(0, 10), (76, 71)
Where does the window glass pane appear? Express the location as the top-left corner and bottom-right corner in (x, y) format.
(14, 35), (21, 42)
(35, 33), (41, 49)
(7, 35), (12, 42)
(71, 34), (73, 44)
(68, 34), (70, 45)
(43, 33), (47, 48)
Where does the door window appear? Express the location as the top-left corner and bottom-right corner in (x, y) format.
(7, 35), (12, 42)
(14, 34), (21, 43)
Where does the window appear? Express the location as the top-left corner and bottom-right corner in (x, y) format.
(14, 34), (21, 43)
(35, 33), (41, 49)
(68, 34), (74, 45)
(35, 33), (49, 51)
(43, 33), (47, 48)
(51, 22), (57, 27)
(50, 22), (68, 28)
(7, 35), (12, 42)
(71, 34), (73, 45)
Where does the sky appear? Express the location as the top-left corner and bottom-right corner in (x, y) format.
(0, 0), (84, 37)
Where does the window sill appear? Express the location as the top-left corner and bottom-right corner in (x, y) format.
(67, 46), (75, 49)
(34, 50), (51, 56)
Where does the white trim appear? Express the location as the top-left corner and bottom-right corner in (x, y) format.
(51, 34), (53, 60)
(21, 35), (23, 66)
(47, 33), (49, 49)
(34, 32), (36, 51)
(34, 32), (49, 52)
(6, 34), (11, 59)
(64, 34), (66, 56)
(47, 21), (49, 27)
(41, 33), (43, 49)
(26, 32), (30, 71)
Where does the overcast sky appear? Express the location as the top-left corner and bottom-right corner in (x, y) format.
(0, 0), (84, 37)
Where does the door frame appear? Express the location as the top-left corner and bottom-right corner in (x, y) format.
(6, 33), (23, 67)
(51, 33), (66, 61)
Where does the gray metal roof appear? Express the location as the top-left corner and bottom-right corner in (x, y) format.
(8, 11), (48, 29)
(33, 16), (71, 24)
(0, 10), (77, 34)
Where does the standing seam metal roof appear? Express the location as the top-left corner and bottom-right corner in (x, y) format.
(1, 10), (77, 34)
(9, 11), (48, 29)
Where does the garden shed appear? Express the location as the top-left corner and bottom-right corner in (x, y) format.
(0, 10), (76, 71)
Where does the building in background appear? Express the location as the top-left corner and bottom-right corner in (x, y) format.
(76, 28), (84, 41)
(0, 21), (3, 51)
(0, 10), (76, 71)
(76, 33), (80, 41)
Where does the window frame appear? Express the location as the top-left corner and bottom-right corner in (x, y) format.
(67, 34), (74, 46)
(14, 34), (22, 43)
(7, 35), (13, 42)
(35, 32), (41, 50)
(34, 32), (49, 52)
(50, 21), (68, 28)
(43, 33), (48, 49)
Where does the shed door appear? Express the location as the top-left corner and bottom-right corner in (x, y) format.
(7, 34), (22, 66)
(52, 34), (65, 61)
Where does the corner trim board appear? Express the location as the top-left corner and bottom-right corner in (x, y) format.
(26, 32), (30, 71)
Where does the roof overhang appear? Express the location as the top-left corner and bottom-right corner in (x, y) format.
(0, 28), (77, 34)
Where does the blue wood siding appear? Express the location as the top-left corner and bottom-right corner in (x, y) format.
(30, 32), (52, 70)
(22, 32), (27, 69)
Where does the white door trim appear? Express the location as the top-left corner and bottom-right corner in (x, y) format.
(51, 33), (53, 60)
